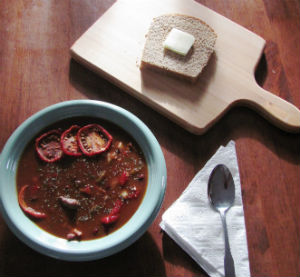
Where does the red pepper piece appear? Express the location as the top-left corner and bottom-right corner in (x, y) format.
(58, 196), (80, 209)
(77, 124), (113, 156)
(119, 171), (129, 186)
(18, 185), (46, 219)
(110, 199), (124, 215)
(61, 125), (82, 156)
(101, 199), (123, 225)
(35, 129), (63, 163)
(101, 214), (119, 225)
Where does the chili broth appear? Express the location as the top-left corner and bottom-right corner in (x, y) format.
(16, 118), (148, 241)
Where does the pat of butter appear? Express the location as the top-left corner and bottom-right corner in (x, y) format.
(163, 28), (195, 56)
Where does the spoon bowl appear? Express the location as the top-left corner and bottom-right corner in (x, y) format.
(208, 164), (236, 277)
(208, 164), (235, 210)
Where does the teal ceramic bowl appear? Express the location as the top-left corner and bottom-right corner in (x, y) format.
(0, 100), (166, 261)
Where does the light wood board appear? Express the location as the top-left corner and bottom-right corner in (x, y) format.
(70, 0), (300, 135)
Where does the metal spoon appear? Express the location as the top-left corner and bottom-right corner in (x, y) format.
(208, 164), (236, 277)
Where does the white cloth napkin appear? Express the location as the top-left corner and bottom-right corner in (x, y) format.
(160, 141), (250, 277)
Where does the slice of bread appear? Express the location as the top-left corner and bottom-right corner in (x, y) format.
(140, 14), (217, 83)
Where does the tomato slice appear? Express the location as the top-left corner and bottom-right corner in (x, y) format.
(35, 129), (63, 162)
(77, 124), (113, 156)
(61, 125), (82, 156)
(18, 185), (46, 219)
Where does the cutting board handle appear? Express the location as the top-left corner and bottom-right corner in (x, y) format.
(240, 83), (300, 133)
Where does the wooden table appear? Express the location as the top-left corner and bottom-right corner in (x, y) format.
(0, 1), (299, 276)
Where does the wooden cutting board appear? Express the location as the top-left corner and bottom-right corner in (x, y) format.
(70, 0), (300, 135)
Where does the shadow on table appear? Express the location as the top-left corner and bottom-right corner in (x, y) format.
(161, 231), (208, 277)
(0, 227), (165, 276)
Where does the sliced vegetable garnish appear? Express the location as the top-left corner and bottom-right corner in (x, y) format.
(61, 125), (82, 156)
(35, 129), (63, 162)
(77, 124), (113, 156)
(18, 185), (46, 219)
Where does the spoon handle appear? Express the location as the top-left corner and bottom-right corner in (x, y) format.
(220, 210), (236, 277)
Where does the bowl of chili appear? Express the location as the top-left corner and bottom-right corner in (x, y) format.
(0, 100), (167, 261)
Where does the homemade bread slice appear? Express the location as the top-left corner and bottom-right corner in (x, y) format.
(140, 14), (217, 83)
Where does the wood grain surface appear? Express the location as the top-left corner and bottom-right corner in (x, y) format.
(0, 1), (299, 276)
